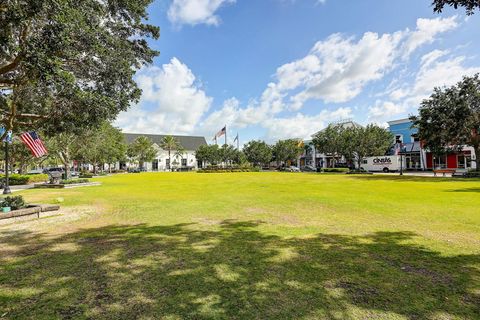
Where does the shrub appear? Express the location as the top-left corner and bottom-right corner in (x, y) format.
(60, 178), (90, 185)
(111, 169), (126, 173)
(0, 195), (26, 210)
(198, 165), (261, 173)
(322, 168), (350, 173)
(0, 174), (48, 185)
(79, 173), (94, 178)
(465, 170), (480, 178)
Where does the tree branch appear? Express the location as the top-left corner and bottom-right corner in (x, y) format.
(17, 113), (49, 119)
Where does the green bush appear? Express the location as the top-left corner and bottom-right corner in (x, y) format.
(0, 174), (48, 185)
(198, 166), (260, 173)
(60, 178), (90, 185)
(79, 173), (94, 178)
(0, 195), (26, 210)
(465, 170), (480, 178)
(322, 168), (350, 173)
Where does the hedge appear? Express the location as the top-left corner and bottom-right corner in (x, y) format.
(322, 168), (350, 173)
(465, 170), (480, 178)
(198, 166), (260, 173)
(79, 173), (94, 178)
(0, 174), (48, 185)
(60, 178), (90, 185)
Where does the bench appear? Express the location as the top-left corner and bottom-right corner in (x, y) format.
(433, 169), (456, 177)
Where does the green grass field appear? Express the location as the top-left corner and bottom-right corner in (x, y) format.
(1, 172), (479, 319)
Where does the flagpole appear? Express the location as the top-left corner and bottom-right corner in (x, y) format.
(225, 125), (227, 146)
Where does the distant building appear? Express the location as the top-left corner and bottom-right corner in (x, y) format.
(122, 133), (207, 171)
(388, 118), (476, 171)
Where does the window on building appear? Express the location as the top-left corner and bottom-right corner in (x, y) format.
(166, 159), (170, 169)
(411, 134), (420, 143)
(395, 135), (403, 144)
(181, 159), (187, 167)
(433, 156), (447, 169)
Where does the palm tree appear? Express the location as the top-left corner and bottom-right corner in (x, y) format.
(160, 136), (182, 171)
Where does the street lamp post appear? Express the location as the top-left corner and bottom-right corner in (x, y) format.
(400, 154), (404, 176)
(3, 141), (11, 194)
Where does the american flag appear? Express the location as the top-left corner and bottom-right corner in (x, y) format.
(215, 126), (226, 138)
(20, 131), (48, 158)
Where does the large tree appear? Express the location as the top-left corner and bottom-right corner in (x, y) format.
(312, 124), (346, 167)
(272, 139), (303, 166)
(243, 140), (272, 167)
(342, 125), (393, 169)
(432, 0), (480, 15)
(127, 136), (157, 170)
(195, 144), (221, 167)
(0, 0), (159, 138)
(411, 74), (480, 170)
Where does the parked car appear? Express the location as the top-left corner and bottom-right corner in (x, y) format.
(288, 166), (301, 172)
(302, 165), (316, 172)
(27, 169), (44, 175)
(128, 167), (141, 173)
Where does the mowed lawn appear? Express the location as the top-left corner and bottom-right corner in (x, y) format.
(1, 173), (480, 320)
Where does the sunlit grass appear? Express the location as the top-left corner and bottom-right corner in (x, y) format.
(1, 172), (479, 319)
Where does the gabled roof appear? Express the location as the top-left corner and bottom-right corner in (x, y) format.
(123, 133), (207, 151)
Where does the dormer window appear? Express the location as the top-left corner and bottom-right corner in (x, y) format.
(395, 135), (403, 144)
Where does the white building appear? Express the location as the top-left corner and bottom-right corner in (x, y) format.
(122, 133), (207, 171)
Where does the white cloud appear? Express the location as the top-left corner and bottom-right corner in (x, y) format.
(262, 107), (353, 141)
(402, 16), (458, 57)
(261, 16), (459, 112)
(168, 0), (235, 26)
(368, 50), (480, 123)
(115, 58), (212, 134)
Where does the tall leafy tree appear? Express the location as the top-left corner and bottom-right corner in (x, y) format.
(272, 139), (304, 166)
(46, 132), (81, 178)
(195, 144), (221, 167)
(411, 74), (480, 170)
(127, 136), (157, 170)
(243, 140), (272, 167)
(341, 125), (393, 169)
(312, 124), (346, 167)
(432, 0), (480, 15)
(0, 0), (159, 137)
(160, 136), (183, 170)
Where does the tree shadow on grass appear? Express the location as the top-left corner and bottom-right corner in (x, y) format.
(445, 187), (480, 193)
(0, 221), (479, 319)
(347, 175), (480, 183)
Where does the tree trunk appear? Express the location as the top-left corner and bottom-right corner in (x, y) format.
(168, 150), (171, 171)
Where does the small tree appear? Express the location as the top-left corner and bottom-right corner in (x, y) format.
(411, 74), (480, 170)
(160, 136), (183, 171)
(127, 136), (157, 170)
(243, 140), (273, 167)
(272, 139), (304, 166)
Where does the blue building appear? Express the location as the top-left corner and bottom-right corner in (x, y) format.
(387, 118), (424, 170)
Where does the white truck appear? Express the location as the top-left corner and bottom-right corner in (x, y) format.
(359, 156), (404, 173)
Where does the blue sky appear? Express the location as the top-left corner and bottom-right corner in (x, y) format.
(115, 0), (480, 144)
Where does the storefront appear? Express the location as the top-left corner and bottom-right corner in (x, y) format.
(426, 149), (474, 170)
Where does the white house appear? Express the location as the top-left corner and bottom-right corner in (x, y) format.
(121, 133), (207, 171)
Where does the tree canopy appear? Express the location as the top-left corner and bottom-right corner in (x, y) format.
(127, 136), (157, 169)
(0, 0), (159, 137)
(243, 140), (272, 166)
(272, 139), (303, 165)
(411, 74), (480, 170)
(432, 0), (480, 15)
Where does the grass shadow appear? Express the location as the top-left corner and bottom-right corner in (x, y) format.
(445, 187), (480, 193)
(0, 221), (479, 319)
(347, 174), (475, 183)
